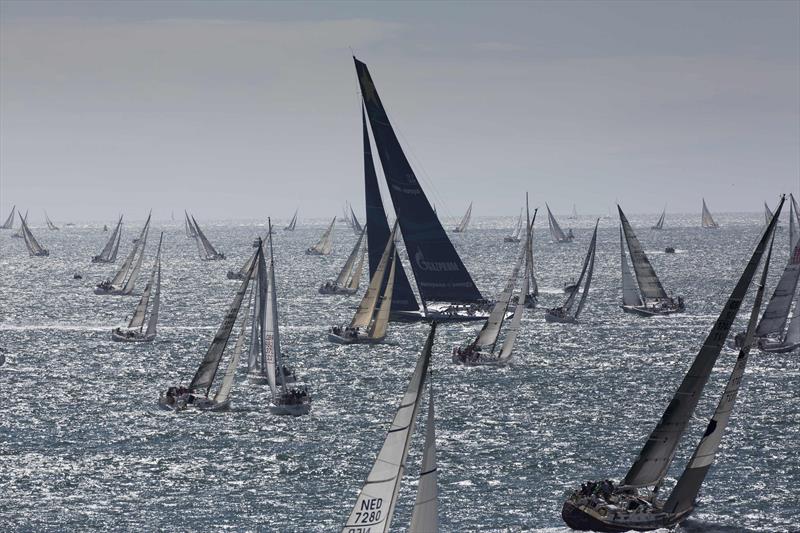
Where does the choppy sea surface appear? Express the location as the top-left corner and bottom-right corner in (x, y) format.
(1, 211), (798, 532)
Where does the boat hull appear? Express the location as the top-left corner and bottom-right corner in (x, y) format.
(305, 249), (327, 256)
(94, 285), (129, 296)
(270, 402), (311, 416)
(759, 340), (800, 353)
(561, 499), (690, 532)
(111, 330), (155, 342)
(503, 237), (520, 243)
(328, 332), (385, 344)
(318, 285), (358, 295)
(620, 305), (684, 317)
(226, 271), (245, 280)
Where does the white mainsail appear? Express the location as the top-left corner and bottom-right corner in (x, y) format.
(755, 241), (800, 338)
(348, 248), (366, 291)
(408, 382), (439, 533)
(546, 203), (570, 242)
(308, 217), (336, 255)
(350, 223), (397, 331)
(341, 324), (435, 533)
(453, 203), (472, 233)
(1, 205), (15, 229)
(213, 303), (250, 405)
(335, 227), (367, 287)
(145, 243), (161, 339)
(191, 215), (223, 260)
(563, 221), (598, 319)
(620, 227), (642, 307)
(127, 233), (162, 334)
(263, 231), (283, 397)
(121, 223), (149, 295)
(497, 238), (531, 362)
(474, 243), (525, 348)
(109, 214), (151, 287)
(526, 201), (539, 298)
(619, 206), (670, 302)
(506, 209), (524, 241)
(701, 198), (719, 228)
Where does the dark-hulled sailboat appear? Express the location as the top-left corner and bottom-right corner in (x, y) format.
(355, 57), (490, 322)
(562, 199), (782, 532)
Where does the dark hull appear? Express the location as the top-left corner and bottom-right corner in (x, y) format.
(562, 501), (631, 532)
(561, 500), (691, 532)
(620, 305), (684, 317)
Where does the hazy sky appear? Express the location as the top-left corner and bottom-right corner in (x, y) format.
(1, 0), (798, 221)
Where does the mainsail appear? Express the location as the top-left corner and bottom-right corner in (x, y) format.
(619, 206), (670, 302)
(362, 106), (419, 312)
(506, 209), (524, 241)
(19, 213), (48, 256)
(335, 227), (367, 288)
(341, 323), (435, 533)
(213, 300), (250, 405)
(546, 203), (571, 242)
(497, 233), (532, 361)
(44, 211), (59, 230)
(453, 203), (472, 233)
(473, 243), (524, 349)
(622, 197), (782, 488)
(652, 208), (666, 230)
(191, 215), (223, 260)
(93, 215), (123, 263)
(620, 227), (642, 307)
(408, 381), (439, 533)
(755, 241), (800, 338)
(190, 245), (259, 395)
(355, 57), (483, 304)
(308, 217), (336, 255)
(109, 214), (151, 288)
(562, 221), (598, 319)
(127, 233), (163, 336)
(350, 223), (398, 335)
(701, 198), (719, 228)
(120, 222), (149, 295)
(1, 205), (15, 229)
(263, 229), (283, 398)
(284, 209), (298, 231)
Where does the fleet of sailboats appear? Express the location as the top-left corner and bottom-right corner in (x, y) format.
(618, 205), (685, 316)
(95, 213), (151, 295)
(341, 323), (438, 532)
(545, 220), (598, 323)
(306, 216), (336, 255)
(18, 212), (49, 256)
(112, 233), (163, 342)
(452, 202), (472, 233)
(92, 215), (123, 263)
(546, 203), (574, 243)
(562, 199), (782, 532)
(319, 226), (366, 295)
(701, 198), (719, 228)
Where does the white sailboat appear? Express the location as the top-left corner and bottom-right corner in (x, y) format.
(226, 235), (266, 280)
(18, 213), (49, 257)
(92, 215), (123, 263)
(1, 205), (15, 230)
(190, 215), (225, 260)
(545, 220), (599, 323)
(523, 195), (539, 309)
(341, 324), (438, 533)
(452, 202), (472, 233)
(651, 207), (666, 230)
(184, 210), (197, 238)
(701, 198), (719, 228)
(284, 209), (298, 231)
(753, 240), (800, 353)
(329, 223), (398, 344)
(159, 243), (259, 412)
(12, 210), (28, 238)
(452, 231), (529, 366)
(546, 203), (574, 243)
(95, 213), (151, 295)
(503, 208), (524, 243)
(562, 202), (780, 532)
(44, 211), (59, 230)
(111, 233), (163, 342)
(306, 216), (336, 255)
(319, 226), (366, 295)
(618, 206), (685, 316)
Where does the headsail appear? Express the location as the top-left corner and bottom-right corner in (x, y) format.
(764, 202), (774, 227)
(408, 381), (439, 533)
(1, 205), (15, 229)
(622, 197), (782, 488)
(362, 106), (419, 312)
(355, 57), (483, 304)
(341, 323), (435, 533)
(110, 214), (150, 287)
(121, 222), (149, 295)
(754, 241), (800, 338)
(701, 198), (719, 228)
(619, 206), (669, 302)
(453, 203), (472, 233)
(213, 298), (250, 405)
(128, 232), (163, 334)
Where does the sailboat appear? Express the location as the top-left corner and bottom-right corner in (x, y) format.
(95, 213), (151, 295)
(111, 233), (163, 342)
(789, 193), (800, 251)
(12, 210), (28, 238)
(319, 226), (366, 295)
(329, 223), (398, 344)
(349, 203), (363, 234)
(651, 207), (666, 230)
(18, 213), (49, 256)
(184, 210), (197, 238)
(226, 237), (263, 280)
(750, 239), (800, 353)
(503, 208), (524, 243)
(452, 202), (472, 233)
(618, 206), (685, 316)
(284, 209), (298, 231)
(452, 232), (529, 366)
(44, 211), (59, 230)
(546, 203), (574, 242)
(190, 215), (225, 260)
(562, 199), (782, 532)
(356, 57), (491, 322)
(92, 215), (123, 263)
(545, 220), (599, 323)
(701, 198), (719, 228)
(341, 324), (439, 532)
(1, 205), (15, 229)
(306, 216), (336, 255)
(159, 242), (259, 412)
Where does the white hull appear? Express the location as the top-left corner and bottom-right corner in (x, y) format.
(328, 332), (385, 344)
(620, 304), (684, 317)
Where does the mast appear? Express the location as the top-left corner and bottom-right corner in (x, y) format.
(621, 197), (783, 488)
(355, 57), (483, 304)
(341, 323), (435, 533)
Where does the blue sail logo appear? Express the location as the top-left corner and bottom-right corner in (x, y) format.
(415, 249), (459, 272)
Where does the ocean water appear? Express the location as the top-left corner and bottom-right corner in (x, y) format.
(1, 212), (798, 532)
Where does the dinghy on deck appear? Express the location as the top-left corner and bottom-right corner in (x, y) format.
(562, 198), (782, 532)
(545, 220), (598, 324)
(111, 233), (163, 342)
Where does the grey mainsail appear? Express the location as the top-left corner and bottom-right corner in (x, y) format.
(526, 200), (539, 298)
(755, 240), (800, 338)
(190, 245), (259, 395)
(791, 194), (799, 251)
(497, 234), (531, 361)
(145, 239), (162, 339)
(546, 203), (570, 242)
(351, 223), (397, 331)
(622, 197), (783, 488)
(619, 206), (669, 302)
(350, 205), (363, 233)
(284, 209), (298, 231)
(341, 323), (435, 533)
(620, 227), (642, 307)
(408, 381), (439, 533)
(110, 213), (151, 288)
(701, 198), (719, 228)
(662, 236), (772, 515)
(1, 205), (15, 229)
(191, 215), (223, 260)
(12, 210), (28, 238)
(19, 213), (48, 256)
(565, 221), (598, 319)
(473, 242), (525, 348)
(127, 233), (163, 335)
(764, 202), (774, 226)
(453, 203), (472, 233)
(652, 208), (666, 230)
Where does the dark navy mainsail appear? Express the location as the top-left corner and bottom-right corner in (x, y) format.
(355, 57), (484, 304)
(362, 107), (420, 312)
